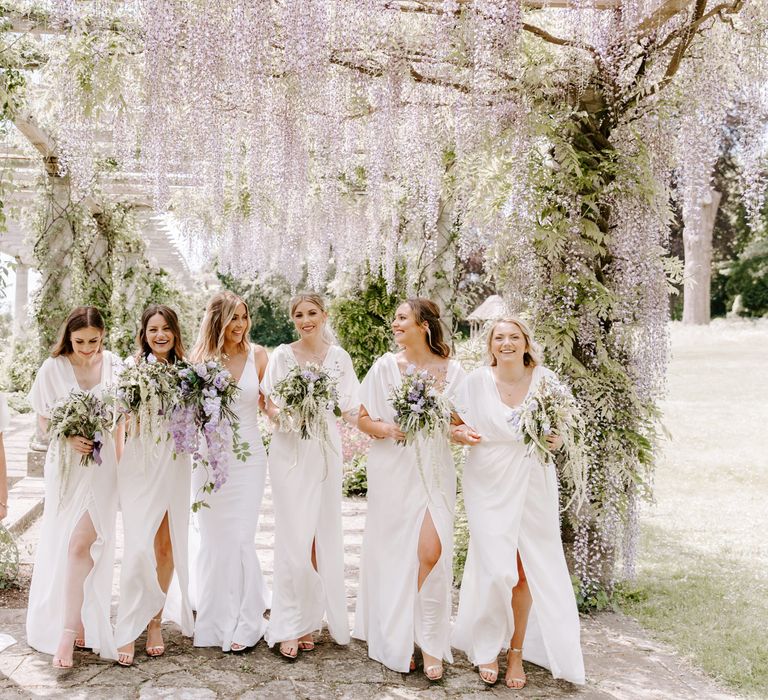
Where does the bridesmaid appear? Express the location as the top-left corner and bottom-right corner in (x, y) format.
(26, 306), (122, 666)
(451, 317), (585, 687)
(115, 305), (193, 665)
(187, 291), (270, 651)
(262, 293), (360, 659)
(353, 298), (465, 680)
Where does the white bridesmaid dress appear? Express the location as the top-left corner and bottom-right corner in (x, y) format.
(352, 352), (465, 673)
(189, 345), (269, 650)
(114, 360), (193, 647)
(0, 392), (9, 433)
(451, 365), (585, 685)
(26, 351), (121, 660)
(262, 344), (360, 647)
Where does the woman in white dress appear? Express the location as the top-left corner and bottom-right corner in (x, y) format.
(0, 392), (9, 522)
(26, 306), (122, 667)
(451, 318), (585, 688)
(262, 293), (360, 659)
(115, 305), (193, 665)
(187, 290), (270, 651)
(353, 298), (465, 681)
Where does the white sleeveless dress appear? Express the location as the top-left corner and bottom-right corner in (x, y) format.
(352, 353), (465, 672)
(114, 359), (193, 647)
(26, 352), (121, 660)
(262, 344), (360, 647)
(451, 365), (585, 684)
(189, 345), (269, 650)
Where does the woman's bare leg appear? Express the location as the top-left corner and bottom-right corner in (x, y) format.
(506, 553), (531, 688)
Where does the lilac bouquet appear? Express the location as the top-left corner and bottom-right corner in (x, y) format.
(49, 389), (117, 502)
(389, 365), (451, 446)
(171, 359), (249, 511)
(508, 374), (588, 509)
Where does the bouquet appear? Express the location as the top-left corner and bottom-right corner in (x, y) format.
(171, 359), (249, 511)
(389, 365), (451, 446)
(49, 389), (117, 502)
(112, 354), (179, 445)
(508, 374), (588, 510)
(270, 362), (341, 477)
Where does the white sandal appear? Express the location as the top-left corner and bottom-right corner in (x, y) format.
(478, 661), (499, 685)
(506, 647), (527, 689)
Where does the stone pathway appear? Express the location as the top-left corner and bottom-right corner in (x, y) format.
(0, 422), (740, 698)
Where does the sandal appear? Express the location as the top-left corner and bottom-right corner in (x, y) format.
(74, 627), (87, 650)
(230, 642), (247, 653)
(279, 640), (299, 659)
(298, 634), (315, 651)
(52, 628), (78, 669)
(424, 664), (444, 681)
(146, 616), (165, 657)
(409, 655), (416, 672)
(117, 642), (135, 667)
(478, 661), (499, 685)
(505, 647), (527, 689)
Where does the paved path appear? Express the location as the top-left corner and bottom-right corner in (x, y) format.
(0, 423), (739, 698)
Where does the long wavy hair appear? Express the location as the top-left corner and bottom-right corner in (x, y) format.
(404, 298), (451, 359)
(135, 304), (185, 363)
(51, 306), (105, 357)
(191, 291), (251, 362)
(486, 317), (543, 367)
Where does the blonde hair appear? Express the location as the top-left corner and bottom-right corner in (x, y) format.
(486, 317), (543, 367)
(289, 292), (336, 345)
(191, 291), (251, 361)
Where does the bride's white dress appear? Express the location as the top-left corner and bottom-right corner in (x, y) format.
(352, 352), (465, 672)
(189, 345), (269, 650)
(451, 365), (585, 685)
(262, 344), (359, 646)
(26, 351), (121, 659)
(114, 360), (193, 646)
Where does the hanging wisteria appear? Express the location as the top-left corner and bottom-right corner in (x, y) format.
(4, 0), (767, 595)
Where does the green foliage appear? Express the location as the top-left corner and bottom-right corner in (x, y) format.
(329, 266), (406, 379)
(217, 271), (295, 348)
(341, 453), (368, 497)
(7, 336), (40, 394)
(0, 523), (19, 590)
(722, 238), (768, 316)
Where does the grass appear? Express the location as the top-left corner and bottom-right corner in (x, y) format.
(619, 319), (768, 698)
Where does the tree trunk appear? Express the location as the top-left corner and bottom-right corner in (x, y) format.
(682, 188), (722, 325)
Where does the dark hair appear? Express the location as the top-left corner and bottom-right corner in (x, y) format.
(404, 298), (451, 359)
(136, 304), (185, 363)
(51, 306), (105, 357)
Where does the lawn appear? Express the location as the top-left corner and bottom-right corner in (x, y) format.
(620, 320), (768, 698)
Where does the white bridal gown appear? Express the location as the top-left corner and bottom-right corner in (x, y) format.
(26, 351), (121, 660)
(262, 344), (360, 647)
(451, 365), (585, 685)
(114, 362), (193, 647)
(353, 353), (465, 672)
(189, 345), (269, 650)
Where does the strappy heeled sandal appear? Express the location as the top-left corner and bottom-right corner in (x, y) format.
(478, 661), (499, 685)
(146, 616), (165, 657)
(279, 640), (299, 659)
(52, 628), (78, 669)
(297, 634), (315, 651)
(505, 647), (527, 689)
(230, 642), (247, 653)
(117, 643), (135, 667)
(424, 664), (444, 681)
(74, 628), (86, 650)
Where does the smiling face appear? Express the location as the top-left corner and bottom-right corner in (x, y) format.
(292, 300), (326, 339)
(489, 321), (528, 366)
(392, 302), (426, 349)
(70, 326), (103, 361)
(145, 313), (176, 360)
(224, 303), (248, 347)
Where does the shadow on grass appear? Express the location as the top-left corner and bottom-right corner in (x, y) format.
(618, 524), (768, 699)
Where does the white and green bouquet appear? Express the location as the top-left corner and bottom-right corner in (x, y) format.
(389, 364), (451, 446)
(49, 389), (118, 501)
(508, 374), (588, 510)
(112, 354), (179, 447)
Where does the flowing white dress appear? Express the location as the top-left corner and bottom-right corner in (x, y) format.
(26, 351), (121, 660)
(262, 344), (360, 646)
(189, 345), (269, 650)
(451, 365), (585, 685)
(0, 393), (8, 433)
(114, 361), (193, 647)
(353, 353), (465, 672)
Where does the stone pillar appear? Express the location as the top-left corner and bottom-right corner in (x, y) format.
(13, 258), (28, 337)
(682, 188), (722, 325)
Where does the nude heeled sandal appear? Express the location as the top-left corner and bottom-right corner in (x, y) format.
(478, 661), (499, 685)
(52, 628), (79, 669)
(146, 616), (165, 657)
(506, 647), (527, 689)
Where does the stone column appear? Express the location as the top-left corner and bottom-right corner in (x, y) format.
(12, 258), (28, 337)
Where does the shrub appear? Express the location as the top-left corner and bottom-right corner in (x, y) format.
(723, 238), (768, 316)
(342, 453), (368, 497)
(0, 524), (20, 590)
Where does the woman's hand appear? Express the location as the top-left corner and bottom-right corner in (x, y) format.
(376, 422), (406, 442)
(545, 432), (563, 451)
(451, 425), (481, 446)
(68, 435), (94, 455)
